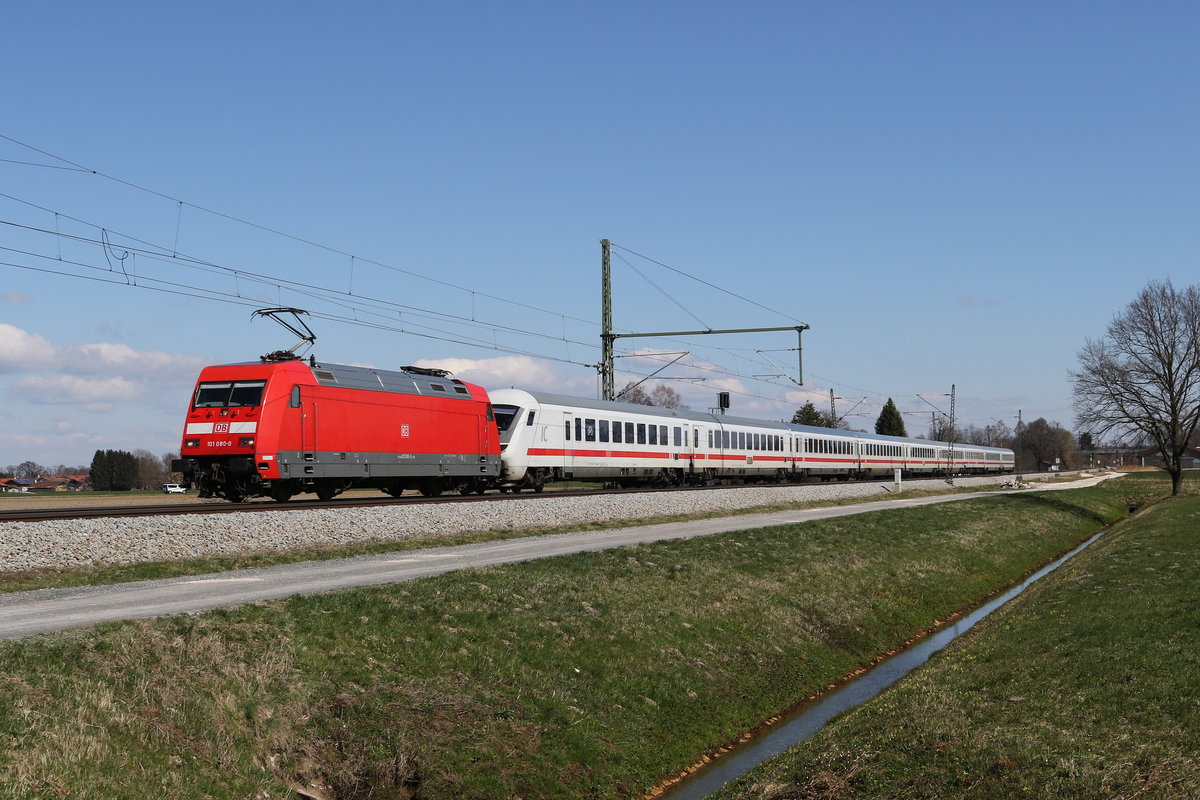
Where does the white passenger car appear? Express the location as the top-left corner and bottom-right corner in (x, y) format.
(489, 389), (1015, 491)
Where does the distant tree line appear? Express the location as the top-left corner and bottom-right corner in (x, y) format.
(88, 449), (180, 491)
(787, 396), (1085, 475)
(1, 461), (90, 480)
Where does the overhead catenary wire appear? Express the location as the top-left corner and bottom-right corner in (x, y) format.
(0, 133), (896, 419)
(0, 134), (597, 327)
(609, 241), (807, 326)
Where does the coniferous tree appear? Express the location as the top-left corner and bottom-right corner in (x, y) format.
(791, 402), (826, 426)
(874, 398), (908, 437)
(110, 450), (139, 491)
(90, 449), (112, 491)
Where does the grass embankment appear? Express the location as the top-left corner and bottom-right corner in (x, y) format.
(0, 481), (1016, 595)
(716, 473), (1200, 800)
(0, 478), (1165, 799)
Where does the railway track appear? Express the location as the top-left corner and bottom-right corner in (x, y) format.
(0, 476), (935, 524)
(0, 467), (1009, 525)
(0, 482), (800, 524)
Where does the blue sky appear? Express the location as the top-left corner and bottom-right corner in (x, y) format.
(1, 1), (1195, 468)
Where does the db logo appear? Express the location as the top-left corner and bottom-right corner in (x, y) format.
(214, 422), (230, 433)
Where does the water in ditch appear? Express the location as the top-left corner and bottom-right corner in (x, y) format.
(658, 530), (1106, 800)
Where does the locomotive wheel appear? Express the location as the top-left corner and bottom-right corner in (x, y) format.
(315, 483), (339, 501)
(270, 483), (295, 503)
(418, 479), (443, 497)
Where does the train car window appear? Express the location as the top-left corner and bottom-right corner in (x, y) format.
(720, 430), (728, 449)
(585, 419), (596, 442)
(526, 411), (535, 426)
(430, 383), (446, 392)
(289, 385), (301, 408)
(493, 404), (521, 432)
(693, 429), (699, 448)
(599, 420), (609, 442)
(648, 425), (658, 445)
(738, 432), (745, 450)
(637, 423), (647, 444)
(575, 418), (582, 441)
(565, 420), (571, 441)
(626, 422), (635, 442)
(613, 421), (622, 443)
(674, 427), (682, 447)
(708, 430), (714, 448)
(659, 425), (667, 445)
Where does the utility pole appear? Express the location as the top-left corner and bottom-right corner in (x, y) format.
(829, 389), (836, 424)
(601, 239), (614, 401)
(949, 384), (956, 439)
(598, 239), (809, 400)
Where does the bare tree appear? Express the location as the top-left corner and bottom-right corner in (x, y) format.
(1014, 418), (1072, 472)
(1071, 279), (1200, 495)
(133, 448), (167, 490)
(649, 384), (688, 410)
(161, 452), (182, 483)
(926, 419), (960, 443)
(615, 381), (654, 405)
(616, 381), (689, 409)
(14, 461), (45, 480)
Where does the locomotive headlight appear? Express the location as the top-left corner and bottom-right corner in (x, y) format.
(185, 439), (200, 448)
(239, 437), (256, 448)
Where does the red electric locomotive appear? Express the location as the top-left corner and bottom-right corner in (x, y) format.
(172, 357), (500, 502)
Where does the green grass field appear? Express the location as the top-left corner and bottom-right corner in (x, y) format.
(715, 475), (1200, 799)
(0, 474), (1187, 799)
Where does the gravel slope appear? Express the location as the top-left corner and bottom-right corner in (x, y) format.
(0, 474), (1050, 573)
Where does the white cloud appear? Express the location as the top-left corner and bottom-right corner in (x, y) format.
(415, 356), (593, 394)
(0, 323), (57, 373)
(70, 342), (204, 377)
(0, 323), (205, 383)
(10, 374), (140, 410)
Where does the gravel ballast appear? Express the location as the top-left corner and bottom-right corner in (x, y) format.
(0, 475), (1047, 574)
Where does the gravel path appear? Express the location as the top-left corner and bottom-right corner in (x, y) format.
(0, 474), (1054, 574)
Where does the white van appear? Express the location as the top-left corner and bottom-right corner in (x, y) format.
(161, 483), (187, 494)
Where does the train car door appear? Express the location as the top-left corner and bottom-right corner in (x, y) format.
(481, 403), (495, 458)
(292, 385), (318, 457)
(689, 425), (701, 476)
(562, 411), (575, 477)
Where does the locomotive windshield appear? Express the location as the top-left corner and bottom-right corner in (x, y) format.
(493, 404), (521, 434)
(194, 380), (267, 408)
